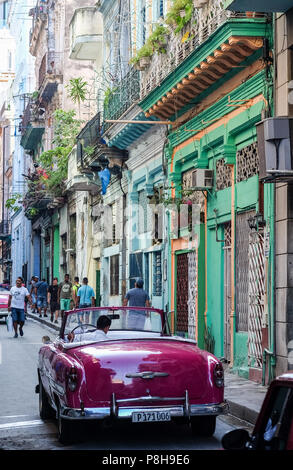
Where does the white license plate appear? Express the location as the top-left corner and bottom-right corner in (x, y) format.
(132, 411), (171, 423)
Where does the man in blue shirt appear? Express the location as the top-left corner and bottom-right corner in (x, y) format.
(123, 278), (150, 330)
(76, 277), (95, 324)
(35, 278), (49, 318)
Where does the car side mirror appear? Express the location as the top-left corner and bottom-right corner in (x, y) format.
(221, 429), (250, 450)
(42, 335), (51, 344)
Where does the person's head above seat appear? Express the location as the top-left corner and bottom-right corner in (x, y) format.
(135, 278), (144, 288)
(97, 315), (111, 333)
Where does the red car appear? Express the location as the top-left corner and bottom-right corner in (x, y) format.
(222, 373), (293, 450)
(36, 307), (228, 444)
(0, 286), (10, 322)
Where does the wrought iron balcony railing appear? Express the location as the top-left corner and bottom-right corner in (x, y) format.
(76, 112), (101, 166)
(103, 67), (140, 131)
(20, 99), (45, 136)
(140, 1), (268, 101)
(38, 51), (63, 90)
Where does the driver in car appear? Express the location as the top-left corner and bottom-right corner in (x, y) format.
(67, 315), (111, 343)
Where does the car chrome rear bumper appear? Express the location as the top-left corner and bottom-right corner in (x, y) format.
(61, 392), (229, 421)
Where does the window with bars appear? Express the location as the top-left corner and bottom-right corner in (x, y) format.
(110, 254), (119, 296)
(138, 190), (149, 234)
(111, 202), (118, 244)
(153, 252), (162, 296)
(129, 252), (143, 289)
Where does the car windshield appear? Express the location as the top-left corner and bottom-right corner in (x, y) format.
(62, 307), (167, 338)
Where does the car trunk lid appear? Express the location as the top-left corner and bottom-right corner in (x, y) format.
(71, 338), (213, 405)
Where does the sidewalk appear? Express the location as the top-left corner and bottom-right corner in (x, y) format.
(27, 309), (268, 426)
(224, 370), (268, 425)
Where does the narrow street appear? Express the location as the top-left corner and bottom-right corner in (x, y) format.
(0, 317), (253, 450)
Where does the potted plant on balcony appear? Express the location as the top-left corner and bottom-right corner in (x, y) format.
(149, 25), (169, 54)
(130, 41), (154, 70)
(165, 0), (194, 35)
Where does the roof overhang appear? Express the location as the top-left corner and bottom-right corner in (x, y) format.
(144, 35), (264, 120)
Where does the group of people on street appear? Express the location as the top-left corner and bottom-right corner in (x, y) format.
(7, 274), (151, 339)
(29, 274), (96, 323)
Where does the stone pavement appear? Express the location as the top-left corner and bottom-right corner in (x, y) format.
(26, 309), (268, 427)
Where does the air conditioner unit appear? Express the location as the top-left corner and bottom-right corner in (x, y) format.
(191, 169), (213, 189)
(256, 117), (293, 182)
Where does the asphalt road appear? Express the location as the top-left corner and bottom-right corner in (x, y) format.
(0, 317), (253, 451)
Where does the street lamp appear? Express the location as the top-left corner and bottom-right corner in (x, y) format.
(247, 212), (266, 231)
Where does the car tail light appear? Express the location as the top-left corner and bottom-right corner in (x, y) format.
(213, 363), (224, 388)
(67, 366), (78, 392)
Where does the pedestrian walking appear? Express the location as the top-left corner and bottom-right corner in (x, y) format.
(8, 277), (32, 338)
(30, 275), (38, 313)
(48, 277), (60, 323)
(123, 278), (151, 330)
(72, 276), (81, 308)
(58, 274), (72, 319)
(76, 277), (95, 324)
(35, 278), (49, 318)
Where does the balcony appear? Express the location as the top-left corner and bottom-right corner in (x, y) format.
(76, 112), (102, 167)
(20, 99), (45, 151)
(66, 174), (102, 194)
(23, 190), (54, 220)
(139, 2), (268, 119)
(29, 0), (48, 56)
(66, 145), (102, 194)
(0, 220), (11, 240)
(224, 0), (293, 12)
(104, 67), (140, 132)
(38, 51), (63, 102)
(69, 7), (103, 61)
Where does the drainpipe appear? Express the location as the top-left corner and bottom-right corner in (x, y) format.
(228, 164), (235, 368)
(262, 13), (276, 385)
(203, 191), (208, 330)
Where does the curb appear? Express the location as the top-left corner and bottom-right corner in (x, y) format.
(226, 400), (258, 425)
(26, 312), (60, 333)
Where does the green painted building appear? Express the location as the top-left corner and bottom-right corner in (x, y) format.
(140, 6), (275, 382)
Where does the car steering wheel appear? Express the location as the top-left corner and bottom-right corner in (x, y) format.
(71, 324), (96, 334)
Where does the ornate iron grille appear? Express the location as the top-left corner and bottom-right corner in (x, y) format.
(237, 142), (259, 183)
(188, 251), (197, 340)
(216, 158), (231, 191)
(224, 222), (232, 247)
(153, 251), (162, 297)
(236, 211), (255, 332)
(248, 231), (265, 369)
(176, 253), (189, 333)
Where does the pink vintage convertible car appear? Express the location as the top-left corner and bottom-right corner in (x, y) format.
(36, 307), (228, 444)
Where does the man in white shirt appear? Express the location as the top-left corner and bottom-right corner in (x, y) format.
(8, 277), (32, 338)
(67, 315), (111, 343)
